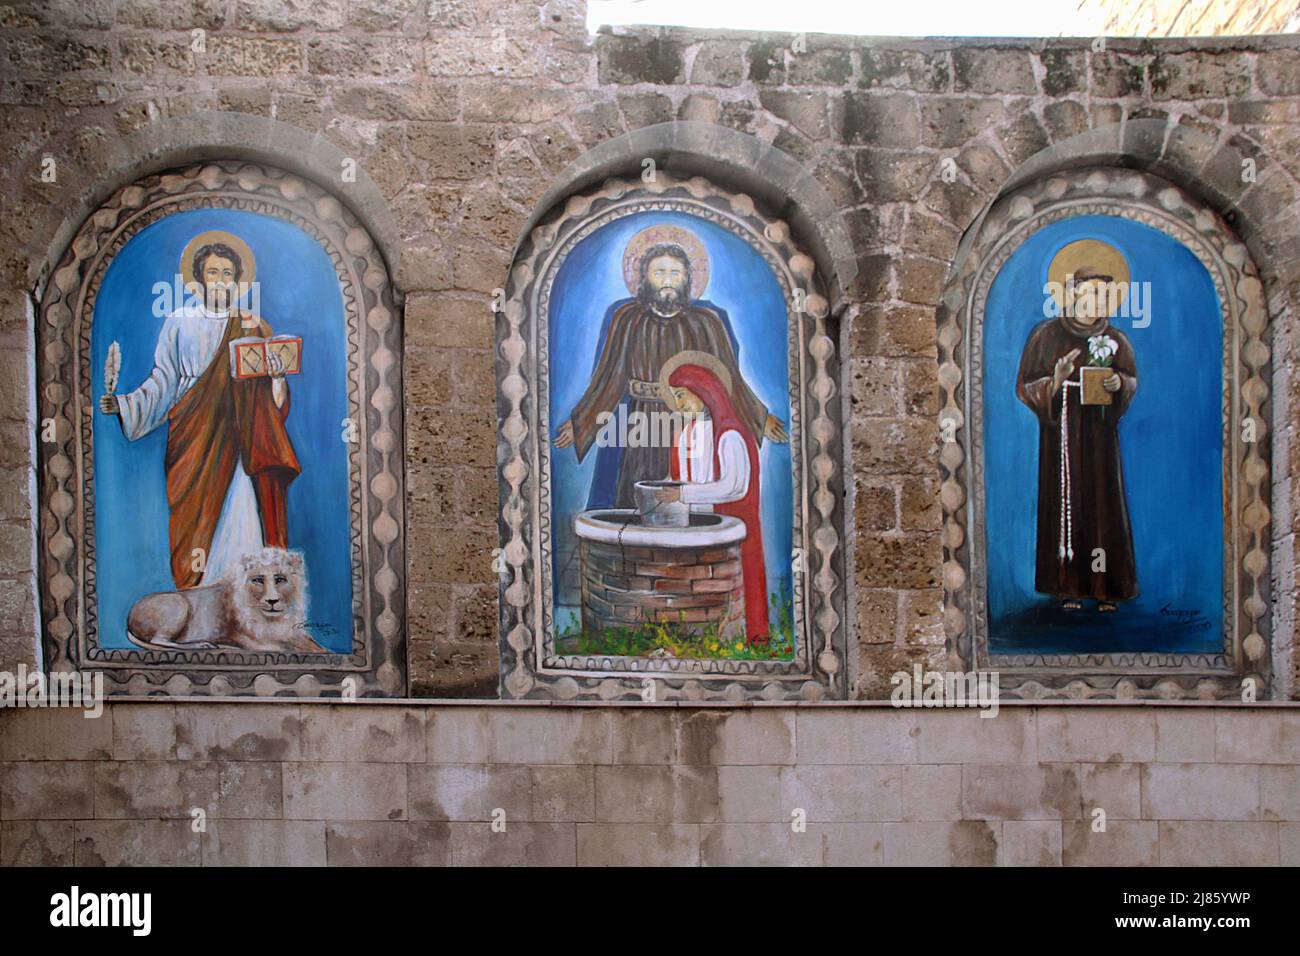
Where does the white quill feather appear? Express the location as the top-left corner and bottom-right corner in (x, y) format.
(104, 341), (121, 396)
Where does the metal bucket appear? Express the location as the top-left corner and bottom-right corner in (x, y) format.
(634, 480), (689, 528)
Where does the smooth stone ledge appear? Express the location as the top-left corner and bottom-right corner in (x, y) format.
(573, 509), (746, 548)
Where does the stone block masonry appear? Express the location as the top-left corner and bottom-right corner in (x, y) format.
(0, 1), (1300, 712)
(2, 9), (1300, 703)
(1, 702), (1297, 866)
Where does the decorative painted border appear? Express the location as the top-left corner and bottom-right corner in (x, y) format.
(37, 161), (407, 697)
(497, 174), (848, 700)
(938, 168), (1271, 699)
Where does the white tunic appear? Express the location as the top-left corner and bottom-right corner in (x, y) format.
(117, 304), (263, 585)
(675, 416), (751, 509)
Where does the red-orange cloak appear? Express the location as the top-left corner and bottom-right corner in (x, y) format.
(163, 313), (300, 588)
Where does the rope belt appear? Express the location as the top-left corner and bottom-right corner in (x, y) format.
(628, 378), (665, 401)
(1058, 380), (1081, 561)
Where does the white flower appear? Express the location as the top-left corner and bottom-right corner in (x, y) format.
(1087, 334), (1118, 364)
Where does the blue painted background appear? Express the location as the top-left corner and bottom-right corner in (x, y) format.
(983, 215), (1223, 655)
(91, 208), (353, 652)
(548, 211), (793, 635)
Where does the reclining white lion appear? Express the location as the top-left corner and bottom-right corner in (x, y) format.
(127, 547), (326, 653)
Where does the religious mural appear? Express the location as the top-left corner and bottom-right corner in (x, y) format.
(37, 162), (406, 696)
(985, 220), (1223, 655)
(498, 174), (849, 700)
(550, 218), (793, 660)
(93, 216), (346, 655)
(940, 169), (1271, 698)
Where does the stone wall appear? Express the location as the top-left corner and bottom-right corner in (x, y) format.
(1, 702), (1296, 866)
(2, 4), (1300, 700)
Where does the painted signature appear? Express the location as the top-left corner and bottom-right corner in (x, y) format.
(1159, 604), (1212, 632)
(293, 620), (339, 636)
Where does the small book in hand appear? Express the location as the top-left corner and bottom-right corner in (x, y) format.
(229, 335), (302, 380)
(1079, 365), (1113, 405)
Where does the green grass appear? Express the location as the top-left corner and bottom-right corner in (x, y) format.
(556, 592), (796, 661)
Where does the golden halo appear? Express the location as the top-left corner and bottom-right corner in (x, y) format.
(658, 349), (733, 404)
(622, 224), (709, 297)
(179, 230), (256, 289)
(1046, 238), (1130, 313)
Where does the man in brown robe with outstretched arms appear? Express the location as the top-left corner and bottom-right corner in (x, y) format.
(1015, 267), (1138, 611)
(554, 242), (787, 509)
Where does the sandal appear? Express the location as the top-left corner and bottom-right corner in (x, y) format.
(1062, 600), (1083, 611)
(1098, 602), (1117, 612)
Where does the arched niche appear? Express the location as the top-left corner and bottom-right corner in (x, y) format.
(497, 170), (851, 701)
(938, 167), (1271, 700)
(36, 160), (406, 697)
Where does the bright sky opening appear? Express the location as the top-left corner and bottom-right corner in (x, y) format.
(587, 0), (1108, 38)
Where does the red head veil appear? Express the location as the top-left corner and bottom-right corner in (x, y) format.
(668, 363), (769, 643)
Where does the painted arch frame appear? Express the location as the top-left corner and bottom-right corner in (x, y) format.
(497, 173), (850, 701)
(939, 168), (1272, 699)
(35, 160), (407, 697)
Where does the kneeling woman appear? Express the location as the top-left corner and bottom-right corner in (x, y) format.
(655, 351), (769, 645)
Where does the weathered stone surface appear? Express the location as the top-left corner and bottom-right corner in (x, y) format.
(963, 764), (1082, 820)
(94, 760), (281, 819)
(325, 821), (451, 865)
(205, 820), (327, 866)
(796, 709), (917, 764)
(782, 765), (901, 822)
(1158, 821), (1280, 866)
(74, 821), (203, 866)
(576, 822), (696, 865)
(428, 708), (611, 764)
(1039, 48), (1085, 97)
(175, 704), (302, 762)
(1258, 49), (1300, 96)
(952, 48), (1035, 95)
(1062, 819), (1157, 866)
(282, 762), (408, 821)
(0, 709), (113, 761)
(914, 710), (1038, 764)
(594, 765), (718, 823)
(1091, 51), (1146, 97)
(300, 706), (427, 762)
(0, 821), (75, 865)
(690, 41), (744, 87)
(596, 35), (684, 85)
(1037, 709), (1157, 763)
(408, 762), (531, 820)
(858, 48), (949, 92)
(677, 710), (794, 766)
(1149, 51), (1251, 100)
(1000, 820), (1062, 866)
(0, 761), (92, 819)
(1078, 762), (1141, 820)
(883, 820), (999, 866)
(454, 821), (577, 865)
(1142, 764), (1260, 821)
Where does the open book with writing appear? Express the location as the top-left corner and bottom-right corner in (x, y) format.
(229, 335), (303, 380)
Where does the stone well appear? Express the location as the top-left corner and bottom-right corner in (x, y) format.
(574, 509), (747, 639)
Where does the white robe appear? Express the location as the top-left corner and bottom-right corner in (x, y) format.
(117, 304), (263, 585)
(675, 416), (750, 510)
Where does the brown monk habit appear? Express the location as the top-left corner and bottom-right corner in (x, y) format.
(1015, 317), (1138, 602)
(164, 313), (300, 589)
(570, 300), (767, 508)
